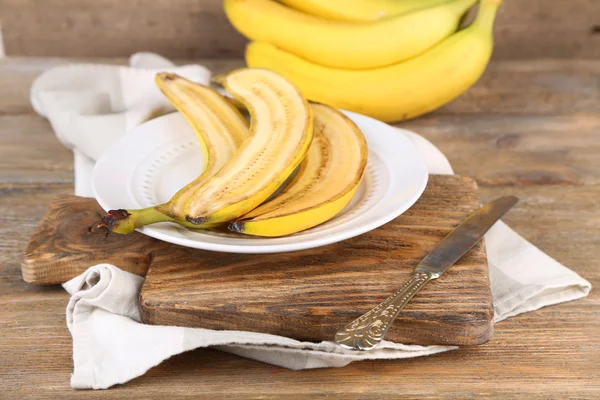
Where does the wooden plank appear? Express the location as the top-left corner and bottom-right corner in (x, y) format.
(437, 60), (600, 116)
(0, 183), (73, 281)
(491, 0), (600, 60)
(1, 0), (246, 58)
(399, 113), (600, 187)
(139, 176), (492, 346)
(480, 185), (600, 271)
(2, 57), (597, 118)
(1, 0), (599, 59)
(0, 115), (73, 184)
(21, 196), (162, 284)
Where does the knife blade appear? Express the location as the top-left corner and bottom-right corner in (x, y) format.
(335, 196), (518, 351)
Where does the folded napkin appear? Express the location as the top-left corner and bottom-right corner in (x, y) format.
(32, 54), (591, 390)
(30, 52), (211, 197)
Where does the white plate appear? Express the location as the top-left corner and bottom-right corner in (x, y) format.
(93, 111), (428, 253)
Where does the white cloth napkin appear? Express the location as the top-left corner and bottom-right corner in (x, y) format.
(32, 54), (591, 390)
(30, 52), (211, 196)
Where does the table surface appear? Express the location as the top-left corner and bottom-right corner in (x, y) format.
(0, 57), (599, 399)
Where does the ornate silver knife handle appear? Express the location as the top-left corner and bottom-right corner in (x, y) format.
(335, 270), (437, 351)
(335, 196), (518, 351)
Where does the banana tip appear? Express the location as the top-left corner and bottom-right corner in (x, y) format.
(186, 215), (208, 225)
(228, 221), (245, 233)
(95, 209), (131, 233)
(156, 72), (177, 82)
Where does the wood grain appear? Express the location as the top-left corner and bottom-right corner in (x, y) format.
(1, 57), (599, 398)
(4, 57), (597, 118)
(0, 115), (73, 184)
(1, 0), (246, 58)
(1, 0), (599, 59)
(20, 177), (494, 346)
(21, 196), (163, 284)
(140, 175), (492, 346)
(400, 113), (600, 187)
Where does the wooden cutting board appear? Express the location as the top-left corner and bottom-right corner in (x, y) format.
(22, 175), (493, 346)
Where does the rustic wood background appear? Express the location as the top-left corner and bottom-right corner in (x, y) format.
(1, 57), (599, 397)
(1, 0), (599, 59)
(1, 0), (599, 396)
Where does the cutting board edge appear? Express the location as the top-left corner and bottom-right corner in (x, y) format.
(137, 174), (493, 346)
(138, 291), (495, 346)
(21, 195), (71, 284)
(21, 195), (156, 284)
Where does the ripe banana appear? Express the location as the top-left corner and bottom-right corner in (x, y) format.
(246, 0), (502, 122)
(279, 0), (452, 22)
(98, 73), (249, 234)
(224, 0), (477, 69)
(230, 103), (368, 237)
(184, 68), (313, 225)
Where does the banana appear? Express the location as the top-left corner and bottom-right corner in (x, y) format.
(98, 73), (249, 234)
(246, 0), (502, 122)
(279, 0), (452, 22)
(184, 68), (313, 225)
(224, 0), (477, 69)
(229, 103), (367, 237)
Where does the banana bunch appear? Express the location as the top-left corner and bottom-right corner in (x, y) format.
(98, 69), (368, 237)
(224, 0), (503, 122)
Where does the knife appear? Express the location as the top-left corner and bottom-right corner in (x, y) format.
(335, 196), (519, 351)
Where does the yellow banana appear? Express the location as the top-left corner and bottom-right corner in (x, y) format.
(279, 0), (453, 22)
(230, 103), (368, 237)
(184, 68), (313, 225)
(98, 73), (249, 234)
(246, 0), (502, 122)
(224, 0), (477, 69)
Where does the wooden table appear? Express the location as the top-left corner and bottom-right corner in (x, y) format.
(1, 57), (599, 398)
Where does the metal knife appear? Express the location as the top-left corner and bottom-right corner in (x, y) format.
(335, 196), (519, 351)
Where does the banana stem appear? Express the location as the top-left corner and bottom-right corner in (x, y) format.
(472, 0), (502, 34)
(97, 207), (173, 234)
